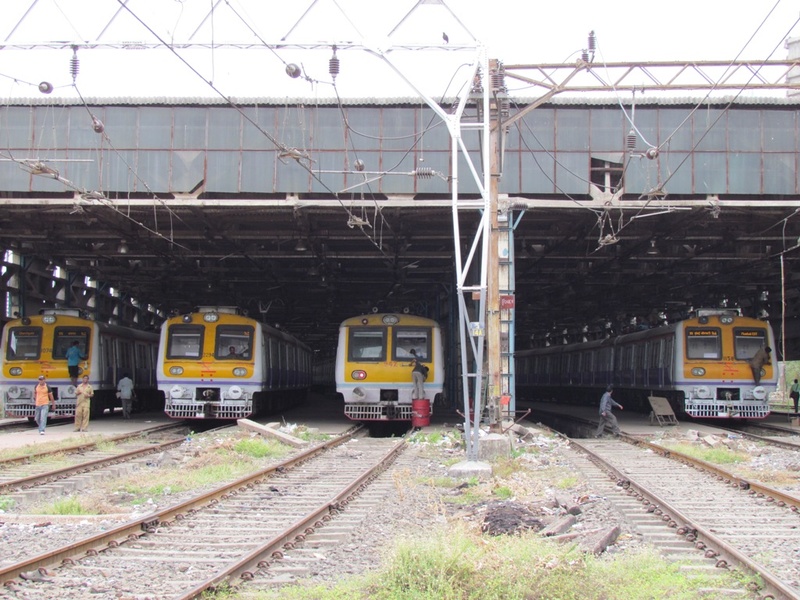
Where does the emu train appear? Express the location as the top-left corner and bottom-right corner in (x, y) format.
(1, 308), (160, 419)
(159, 307), (312, 419)
(336, 313), (444, 421)
(515, 308), (777, 419)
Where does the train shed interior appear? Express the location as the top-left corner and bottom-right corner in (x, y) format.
(1, 2), (800, 361)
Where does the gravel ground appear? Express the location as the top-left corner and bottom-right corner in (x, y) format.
(0, 422), (797, 597)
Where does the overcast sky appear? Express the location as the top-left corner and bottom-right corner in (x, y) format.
(0, 0), (798, 99)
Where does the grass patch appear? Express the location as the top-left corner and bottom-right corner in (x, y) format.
(555, 474), (579, 489)
(0, 434), (103, 461)
(36, 496), (96, 515)
(492, 456), (525, 479)
(27, 432), (296, 514)
(233, 437), (290, 458)
(230, 524), (740, 600)
(115, 457), (261, 505)
(659, 441), (749, 465)
(422, 476), (458, 489)
(408, 430), (445, 445)
(492, 485), (513, 499)
(0, 496), (16, 511)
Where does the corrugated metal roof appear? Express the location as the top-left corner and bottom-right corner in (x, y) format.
(3, 94), (800, 107)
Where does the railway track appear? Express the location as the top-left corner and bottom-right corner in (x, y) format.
(0, 423), (189, 503)
(569, 436), (800, 599)
(0, 429), (405, 599)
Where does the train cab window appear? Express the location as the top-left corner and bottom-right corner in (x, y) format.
(393, 328), (431, 361)
(52, 327), (90, 359)
(5, 327), (42, 360)
(166, 325), (204, 359)
(215, 326), (254, 359)
(685, 327), (721, 359)
(734, 328), (768, 360)
(348, 328), (386, 361)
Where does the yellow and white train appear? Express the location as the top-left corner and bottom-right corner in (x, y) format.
(0, 308), (160, 419)
(516, 308), (777, 419)
(159, 307), (313, 419)
(335, 313), (445, 421)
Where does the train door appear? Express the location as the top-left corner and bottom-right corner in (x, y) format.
(278, 342), (288, 388)
(663, 336), (675, 387)
(647, 339), (662, 388)
(100, 333), (114, 387)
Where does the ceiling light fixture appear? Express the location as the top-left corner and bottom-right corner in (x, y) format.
(117, 241), (129, 254)
(295, 239), (308, 252)
(646, 239), (660, 256)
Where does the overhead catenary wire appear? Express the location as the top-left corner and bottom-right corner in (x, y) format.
(113, 0), (392, 258)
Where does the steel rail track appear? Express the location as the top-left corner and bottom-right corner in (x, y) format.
(177, 435), (406, 599)
(571, 435), (800, 600)
(626, 434), (800, 511)
(0, 422), (187, 467)
(0, 424), (371, 595)
(0, 435), (188, 495)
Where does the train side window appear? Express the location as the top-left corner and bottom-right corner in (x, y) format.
(52, 327), (90, 359)
(6, 327), (42, 359)
(685, 327), (721, 359)
(393, 328), (431, 361)
(733, 328), (767, 360)
(349, 328), (386, 361)
(167, 325), (204, 359)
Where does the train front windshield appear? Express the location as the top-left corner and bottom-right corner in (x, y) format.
(734, 328), (769, 360)
(5, 327), (42, 360)
(215, 326), (254, 359)
(167, 325), (204, 358)
(348, 329), (386, 361)
(52, 327), (90, 359)
(686, 328), (721, 359)
(394, 328), (432, 361)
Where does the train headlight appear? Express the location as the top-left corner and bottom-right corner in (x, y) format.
(7, 386), (21, 399)
(351, 370), (367, 380)
(169, 366), (184, 375)
(42, 315), (57, 324)
(691, 367), (706, 376)
(228, 385), (243, 400)
(203, 312), (219, 322)
(9, 367), (22, 376)
(353, 387), (366, 400)
(753, 386), (767, 400)
(66, 385), (76, 396)
(169, 385), (187, 399)
(694, 385), (711, 398)
(720, 316), (734, 324)
(232, 367), (247, 377)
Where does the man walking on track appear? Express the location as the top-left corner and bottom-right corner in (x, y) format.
(595, 385), (623, 438)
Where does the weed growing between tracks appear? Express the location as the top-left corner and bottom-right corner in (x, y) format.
(199, 428), (751, 600)
(218, 526), (740, 600)
(26, 432), (296, 515)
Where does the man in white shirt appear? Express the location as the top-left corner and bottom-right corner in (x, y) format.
(117, 373), (135, 419)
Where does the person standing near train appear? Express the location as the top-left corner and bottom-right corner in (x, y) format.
(74, 374), (94, 432)
(117, 373), (134, 419)
(66, 340), (86, 386)
(409, 349), (428, 400)
(595, 385), (623, 438)
(34, 375), (55, 435)
(749, 346), (771, 385)
(791, 378), (800, 414)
